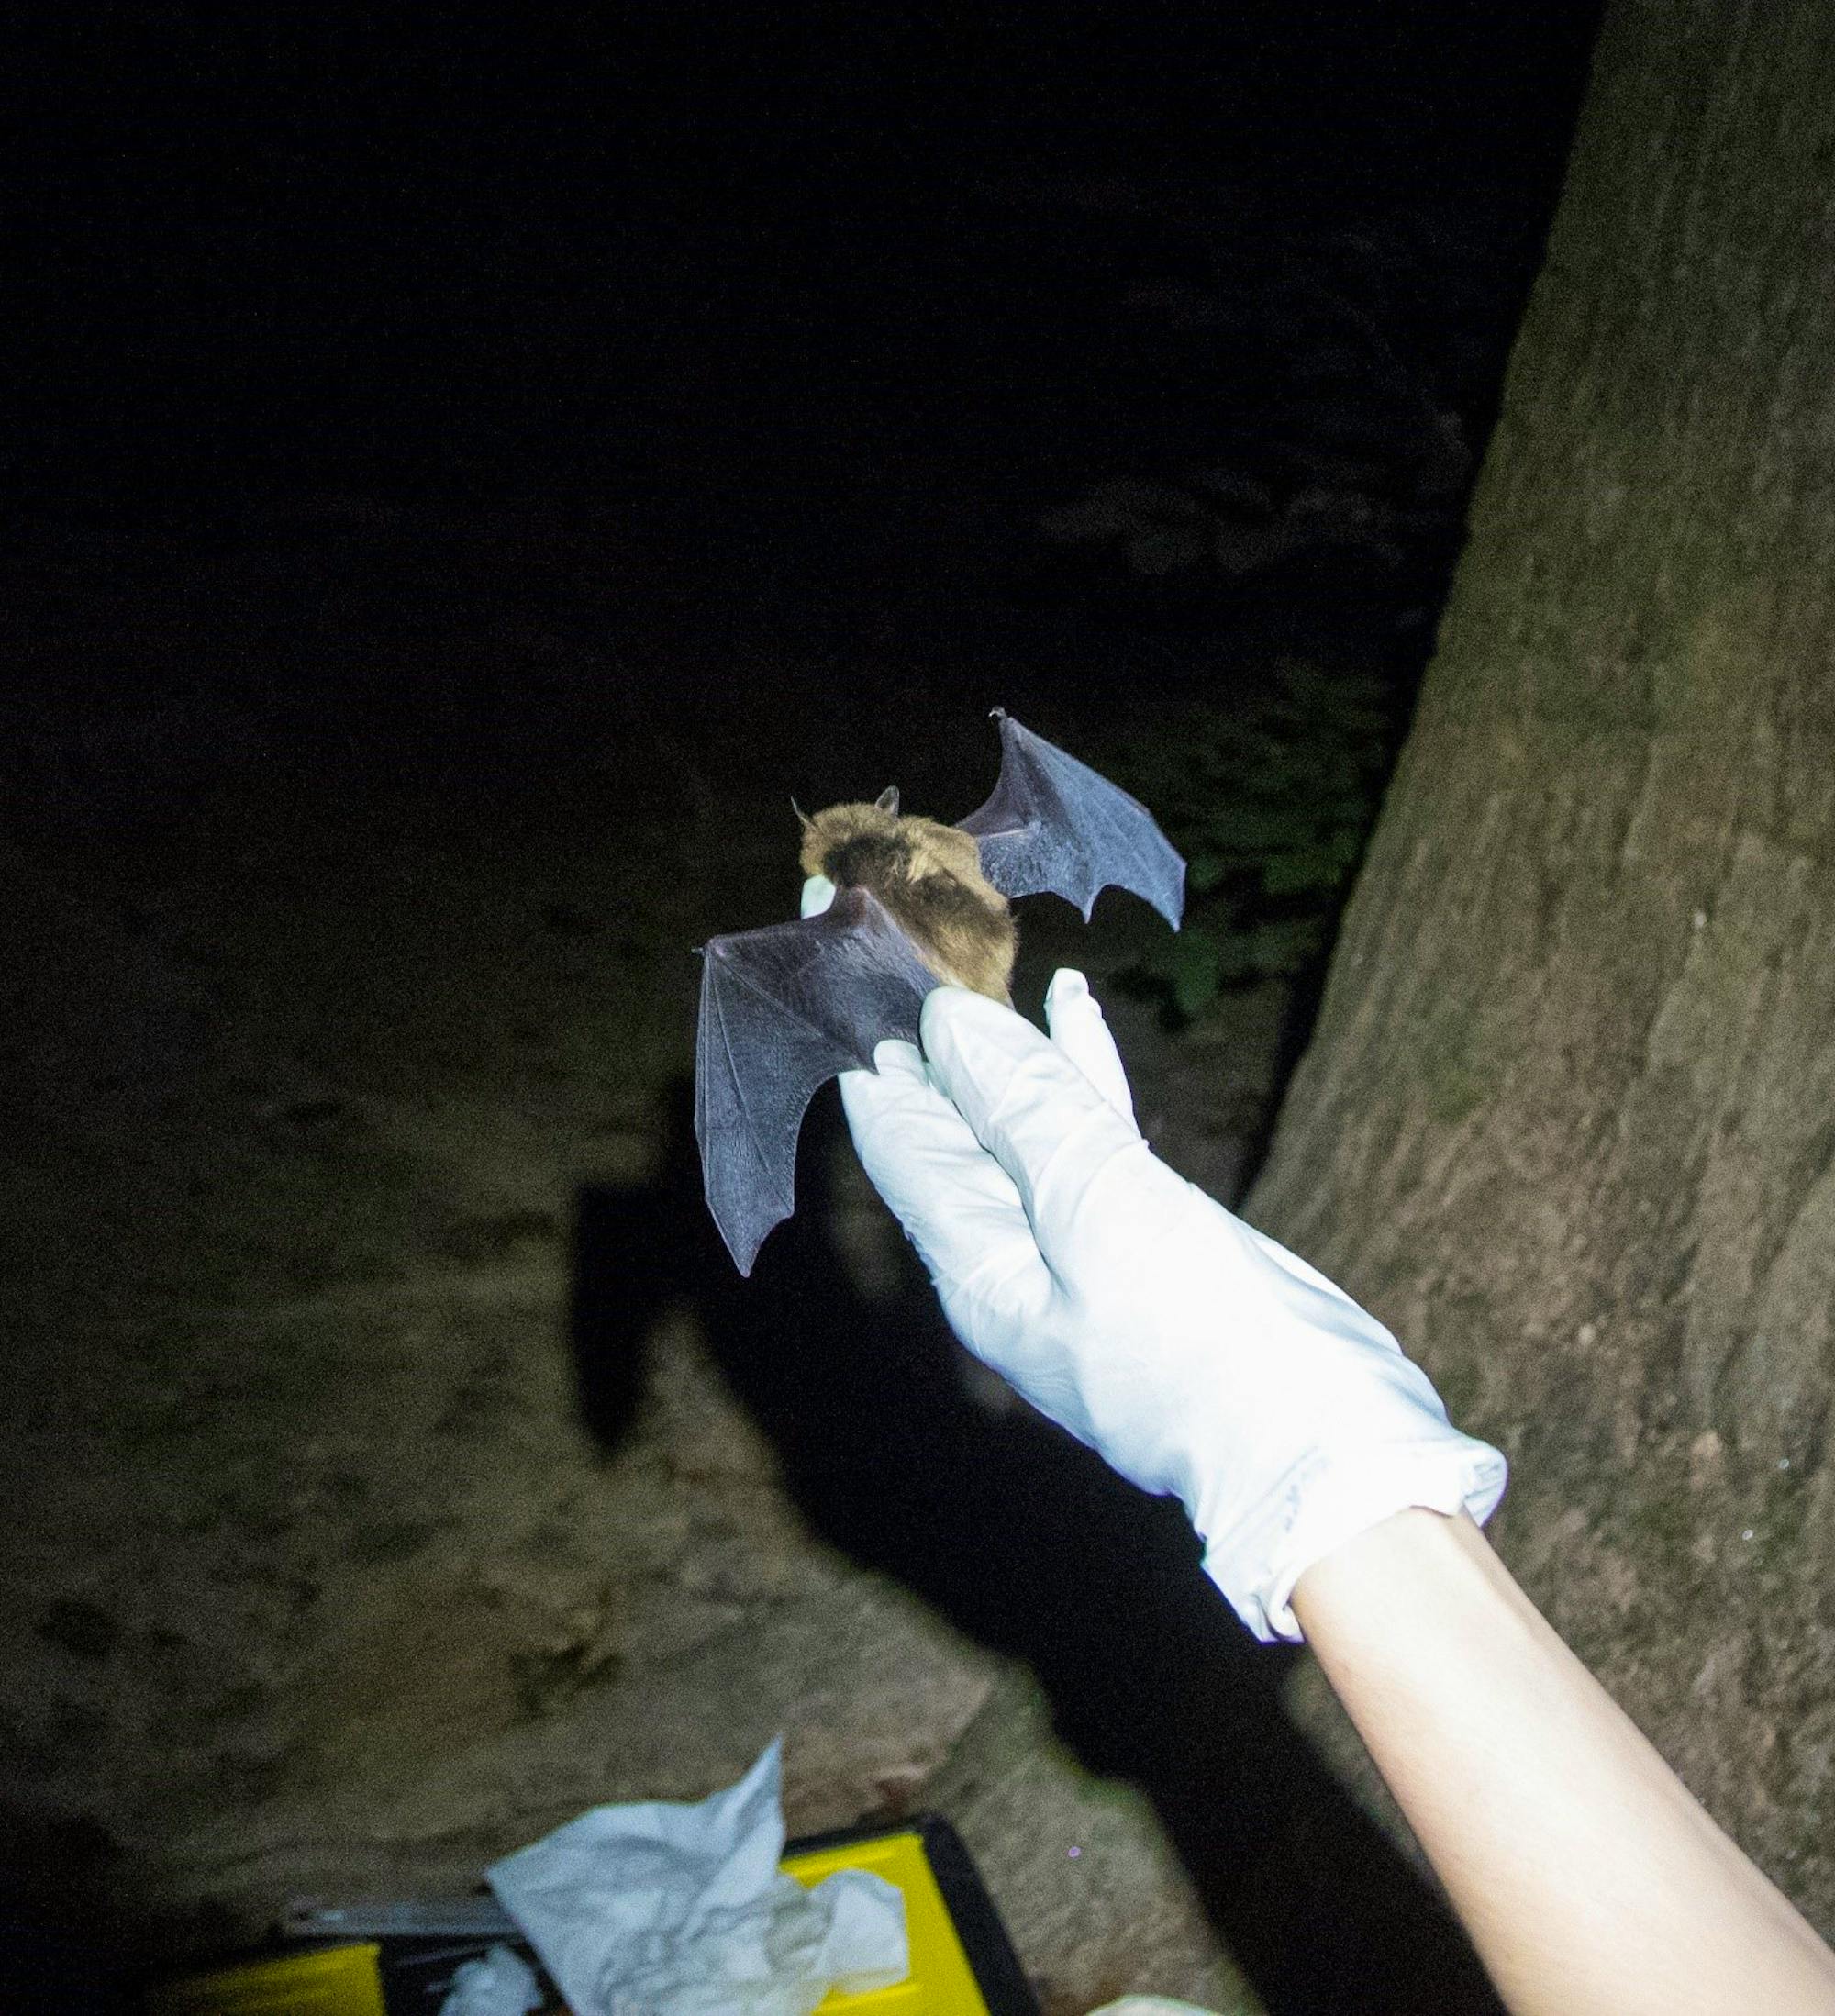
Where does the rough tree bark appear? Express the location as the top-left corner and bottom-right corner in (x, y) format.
(1248, 0), (1835, 1925)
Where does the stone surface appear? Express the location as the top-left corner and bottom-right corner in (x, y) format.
(928, 1669), (1259, 2016)
(0, 496), (1285, 2003)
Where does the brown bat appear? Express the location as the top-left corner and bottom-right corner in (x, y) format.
(695, 711), (1185, 1273)
(797, 791), (1018, 1001)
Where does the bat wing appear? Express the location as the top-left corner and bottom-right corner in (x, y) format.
(957, 709), (1186, 926)
(695, 885), (936, 1274)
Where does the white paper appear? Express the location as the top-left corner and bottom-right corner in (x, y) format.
(1088, 2001), (1226, 2016)
(1088, 2000), (1226, 2015)
(487, 1740), (908, 2016)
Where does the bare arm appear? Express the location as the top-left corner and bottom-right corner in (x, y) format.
(831, 980), (1835, 2010)
(1292, 1509), (1835, 2016)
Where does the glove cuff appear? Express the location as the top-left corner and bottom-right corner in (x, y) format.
(1199, 1431), (1507, 1643)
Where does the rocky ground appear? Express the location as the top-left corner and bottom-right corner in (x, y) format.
(1, 473), (1332, 2011)
(0, 0), (1590, 1986)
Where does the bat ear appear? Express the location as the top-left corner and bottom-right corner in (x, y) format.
(792, 797), (814, 833)
(875, 786), (900, 816)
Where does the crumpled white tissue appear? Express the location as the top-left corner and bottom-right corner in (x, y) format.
(486, 1739), (908, 2016)
(439, 1943), (540, 2014)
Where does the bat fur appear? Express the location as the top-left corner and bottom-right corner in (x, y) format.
(798, 786), (1018, 1002)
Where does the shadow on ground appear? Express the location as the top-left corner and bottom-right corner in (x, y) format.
(573, 1080), (1504, 2016)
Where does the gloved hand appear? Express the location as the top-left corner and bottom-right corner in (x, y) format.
(807, 874), (1504, 1641)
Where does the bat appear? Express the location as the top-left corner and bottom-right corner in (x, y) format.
(695, 710), (1185, 1273)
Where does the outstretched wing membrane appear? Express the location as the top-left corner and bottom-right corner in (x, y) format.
(694, 886), (934, 1274)
(957, 710), (1185, 926)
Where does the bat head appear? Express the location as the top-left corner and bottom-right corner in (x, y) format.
(796, 798), (901, 886)
(797, 799), (987, 897)
(794, 785), (896, 832)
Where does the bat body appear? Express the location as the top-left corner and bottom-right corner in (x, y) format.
(695, 711), (1184, 1273)
(798, 796), (1018, 1000)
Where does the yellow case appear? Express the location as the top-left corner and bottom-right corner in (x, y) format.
(144, 1942), (386, 2016)
(150, 1824), (1014, 2015)
(785, 1828), (992, 2014)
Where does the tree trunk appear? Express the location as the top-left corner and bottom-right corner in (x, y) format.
(1247, 0), (1835, 1923)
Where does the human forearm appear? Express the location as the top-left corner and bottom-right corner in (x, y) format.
(1292, 1509), (1835, 2016)
(834, 975), (1835, 2009)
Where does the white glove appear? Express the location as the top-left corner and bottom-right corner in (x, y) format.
(806, 884), (1505, 1642)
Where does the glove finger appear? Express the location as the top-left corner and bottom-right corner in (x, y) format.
(798, 890), (1056, 1334)
(919, 986), (1159, 1275)
(1043, 968), (1138, 1131)
(840, 1041), (1051, 1301)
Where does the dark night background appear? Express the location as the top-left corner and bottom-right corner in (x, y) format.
(4, 6), (1603, 2010)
